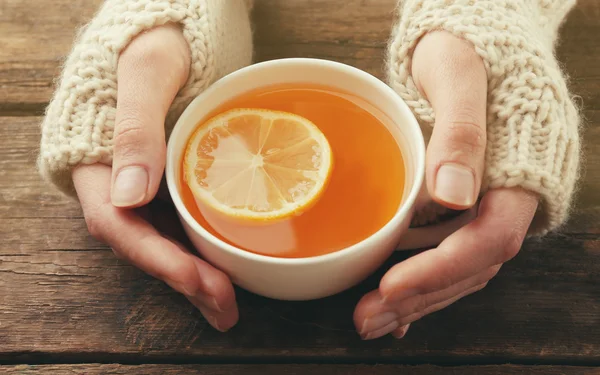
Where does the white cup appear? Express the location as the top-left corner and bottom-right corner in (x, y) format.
(166, 58), (425, 301)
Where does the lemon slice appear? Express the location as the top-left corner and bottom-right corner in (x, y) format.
(184, 108), (333, 221)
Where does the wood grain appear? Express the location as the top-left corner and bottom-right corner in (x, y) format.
(1, 0), (599, 368)
(3, 236), (598, 363)
(1, 116), (599, 363)
(0, 117), (83, 218)
(1, 365), (599, 375)
(0, 0), (104, 115)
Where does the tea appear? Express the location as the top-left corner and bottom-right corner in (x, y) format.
(180, 84), (405, 258)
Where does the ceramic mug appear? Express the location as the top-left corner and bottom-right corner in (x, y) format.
(166, 58), (426, 301)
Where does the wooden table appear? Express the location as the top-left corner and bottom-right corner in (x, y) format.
(1, 1), (599, 374)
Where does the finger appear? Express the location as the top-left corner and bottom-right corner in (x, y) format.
(395, 281), (487, 327)
(358, 281), (487, 340)
(412, 31), (487, 210)
(396, 202), (478, 250)
(353, 290), (398, 340)
(355, 265), (499, 337)
(381, 188), (537, 302)
(111, 24), (191, 208)
(190, 298), (239, 333)
(391, 265), (499, 320)
(73, 164), (237, 331)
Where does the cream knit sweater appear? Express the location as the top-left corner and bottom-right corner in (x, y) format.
(39, 0), (580, 235)
(39, 0), (253, 194)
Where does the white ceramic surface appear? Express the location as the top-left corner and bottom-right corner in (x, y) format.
(166, 58), (425, 301)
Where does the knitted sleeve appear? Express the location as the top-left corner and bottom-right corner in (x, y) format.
(388, 0), (581, 234)
(38, 0), (254, 196)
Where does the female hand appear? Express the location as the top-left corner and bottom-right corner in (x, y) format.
(72, 24), (238, 332)
(354, 32), (539, 340)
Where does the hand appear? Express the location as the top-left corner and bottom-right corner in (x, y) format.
(354, 32), (539, 340)
(73, 24), (238, 332)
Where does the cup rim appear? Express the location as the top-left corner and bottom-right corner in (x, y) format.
(166, 58), (425, 265)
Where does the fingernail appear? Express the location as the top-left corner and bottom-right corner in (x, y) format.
(360, 312), (399, 340)
(434, 163), (475, 207)
(392, 324), (410, 339)
(112, 166), (148, 207)
(201, 309), (225, 332)
(189, 297), (229, 332)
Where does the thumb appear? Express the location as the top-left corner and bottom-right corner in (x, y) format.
(111, 24), (190, 208)
(412, 32), (488, 210)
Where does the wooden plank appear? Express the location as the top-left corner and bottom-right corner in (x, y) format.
(1, 227), (599, 362)
(0, 0), (598, 113)
(0, 0), (104, 114)
(1, 0), (600, 366)
(1, 364), (599, 375)
(0, 117), (83, 218)
(252, 0), (394, 78)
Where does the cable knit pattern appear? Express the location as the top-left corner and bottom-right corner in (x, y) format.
(38, 0), (253, 196)
(388, 0), (581, 234)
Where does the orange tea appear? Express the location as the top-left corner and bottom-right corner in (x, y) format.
(180, 84), (405, 258)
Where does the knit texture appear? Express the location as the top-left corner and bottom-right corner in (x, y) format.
(389, 0), (581, 234)
(39, 0), (253, 196)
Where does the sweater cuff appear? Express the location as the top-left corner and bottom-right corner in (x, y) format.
(388, 0), (581, 234)
(38, 0), (253, 196)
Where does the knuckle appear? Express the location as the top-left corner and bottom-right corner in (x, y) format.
(113, 118), (148, 157)
(444, 119), (486, 155)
